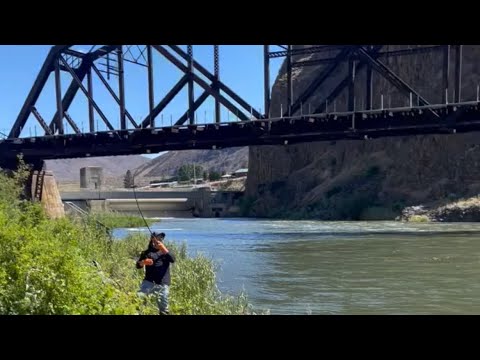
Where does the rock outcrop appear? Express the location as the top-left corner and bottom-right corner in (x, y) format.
(400, 196), (480, 222)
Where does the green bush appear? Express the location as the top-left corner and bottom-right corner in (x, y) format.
(408, 215), (430, 223)
(112, 234), (258, 315)
(0, 209), (139, 315)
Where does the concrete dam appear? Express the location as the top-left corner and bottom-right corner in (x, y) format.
(61, 189), (243, 218)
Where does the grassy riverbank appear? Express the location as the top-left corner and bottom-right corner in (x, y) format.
(0, 160), (255, 315)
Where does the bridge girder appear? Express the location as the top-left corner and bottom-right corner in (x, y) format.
(2, 44), (472, 172)
(11, 45), (463, 140)
(9, 45), (264, 140)
(264, 45), (458, 118)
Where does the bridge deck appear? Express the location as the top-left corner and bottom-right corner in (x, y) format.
(2, 102), (480, 168)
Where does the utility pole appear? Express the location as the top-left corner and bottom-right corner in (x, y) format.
(193, 163), (196, 188)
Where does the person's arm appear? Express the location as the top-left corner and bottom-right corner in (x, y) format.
(136, 251), (148, 269)
(158, 243), (175, 263)
(165, 251), (175, 263)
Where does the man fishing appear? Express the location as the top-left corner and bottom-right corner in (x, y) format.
(136, 232), (176, 315)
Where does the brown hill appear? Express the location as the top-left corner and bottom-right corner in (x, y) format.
(134, 147), (248, 180)
(45, 147), (249, 188)
(45, 155), (151, 184)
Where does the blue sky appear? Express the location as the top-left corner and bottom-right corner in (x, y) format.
(0, 45), (284, 138)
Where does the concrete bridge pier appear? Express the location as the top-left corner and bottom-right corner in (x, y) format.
(30, 170), (65, 219)
(192, 187), (214, 217)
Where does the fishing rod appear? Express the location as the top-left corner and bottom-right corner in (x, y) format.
(131, 172), (153, 236)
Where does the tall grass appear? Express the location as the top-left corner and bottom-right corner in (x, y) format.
(87, 211), (157, 229)
(111, 233), (258, 315)
(0, 159), (258, 315)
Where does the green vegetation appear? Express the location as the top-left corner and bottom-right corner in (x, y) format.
(0, 158), (256, 315)
(121, 234), (256, 315)
(408, 215), (430, 223)
(208, 170), (222, 182)
(123, 170), (134, 188)
(88, 211), (156, 229)
(177, 164), (204, 182)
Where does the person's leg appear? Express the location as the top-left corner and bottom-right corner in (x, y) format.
(156, 285), (170, 315)
(138, 280), (154, 298)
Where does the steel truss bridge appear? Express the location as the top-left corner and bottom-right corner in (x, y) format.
(0, 45), (477, 169)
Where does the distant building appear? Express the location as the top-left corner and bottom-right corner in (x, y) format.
(150, 181), (178, 188)
(80, 167), (103, 189)
(232, 168), (248, 178)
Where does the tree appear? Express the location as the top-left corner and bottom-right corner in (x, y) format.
(177, 165), (191, 182)
(177, 164), (204, 183)
(124, 170), (134, 188)
(209, 170), (221, 181)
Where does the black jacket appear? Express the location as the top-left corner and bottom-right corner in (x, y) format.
(136, 245), (176, 286)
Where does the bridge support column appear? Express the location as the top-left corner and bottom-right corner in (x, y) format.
(197, 187), (212, 217)
(88, 200), (106, 213)
(30, 170), (65, 219)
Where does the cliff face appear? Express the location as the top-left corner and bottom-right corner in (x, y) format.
(246, 45), (480, 219)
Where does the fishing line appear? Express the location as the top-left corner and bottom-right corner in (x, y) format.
(132, 173), (153, 236)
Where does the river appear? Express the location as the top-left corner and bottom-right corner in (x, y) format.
(114, 218), (480, 315)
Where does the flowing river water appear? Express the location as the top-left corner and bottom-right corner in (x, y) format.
(114, 218), (480, 315)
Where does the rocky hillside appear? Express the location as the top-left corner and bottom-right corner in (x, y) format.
(246, 45), (480, 220)
(46, 147), (248, 188)
(45, 155), (151, 184)
(133, 147), (248, 179)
